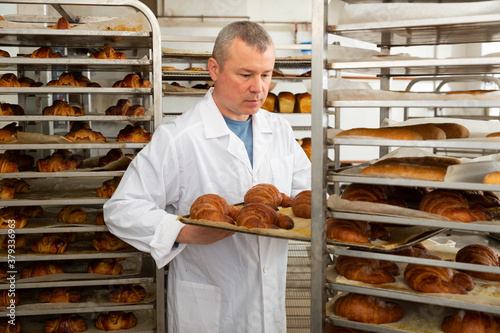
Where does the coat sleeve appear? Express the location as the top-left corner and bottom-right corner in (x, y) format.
(103, 126), (185, 268)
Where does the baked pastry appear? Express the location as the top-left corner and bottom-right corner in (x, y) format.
(113, 73), (152, 88)
(483, 171), (500, 184)
(39, 287), (81, 303)
(185, 67), (205, 71)
(0, 234), (27, 249)
(0, 289), (19, 307)
(419, 189), (492, 222)
(20, 262), (64, 279)
(459, 190), (500, 208)
(0, 74), (21, 88)
(93, 232), (130, 251)
(105, 99), (146, 116)
(0, 317), (21, 333)
(0, 153), (19, 173)
(0, 208), (28, 229)
(95, 311), (137, 331)
(299, 137), (311, 160)
(31, 234), (69, 254)
(0, 178), (28, 194)
(190, 193), (240, 224)
(486, 132), (500, 138)
(98, 149), (125, 166)
(244, 183), (293, 210)
(236, 203), (294, 229)
(0, 123), (21, 141)
(262, 92), (277, 112)
(326, 218), (388, 244)
(333, 293), (404, 324)
(108, 284), (146, 303)
(455, 244), (500, 281)
(335, 255), (400, 284)
(58, 205), (88, 224)
(392, 243), (430, 258)
(117, 124), (152, 142)
(277, 91), (295, 113)
(0, 50), (10, 57)
(0, 102), (25, 115)
(97, 176), (122, 198)
(87, 259), (124, 275)
(46, 72), (100, 87)
(37, 150), (83, 172)
(64, 124), (106, 142)
(340, 183), (395, 204)
(294, 92), (311, 113)
(47, 17), (74, 29)
(0, 185), (15, 200)
(96, 212), (105, 225)
(28, 46), (62, 58)
(43, 100), (84, 116)
(90, 43), (127, 59)
(3, 150), (33, 171)
(336, 127), (424, 140)
(44, 315), (87, 333)
(404, 253), (474, 294)
(18, 76), (43, 87)
(441, 310), (500, 333)
(292, 190), (311, 218)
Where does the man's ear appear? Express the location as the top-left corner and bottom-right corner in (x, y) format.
(207, 57), (219, 82)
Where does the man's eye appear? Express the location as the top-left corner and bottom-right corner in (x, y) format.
(241, 74), (250, 78)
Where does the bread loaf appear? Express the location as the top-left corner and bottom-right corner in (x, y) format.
(43, 100), (84, 116)
(90, 43), (127, 59)
(117, 124), (152, 142)
(294, 92), (311, 113)
(432, 123), (470, 139)
(441, 310), (500, 333)
(335, 255), (400, 284)
(400, 123), (446, 140)
(336, 127), (423, 140)
(362, 163), (447, 181)
(44, 315), (87, 333)
(292, 190), (311, 218)
(28, 46), (62, 58)
(95, 311), (137, 331)
(262, 92), (277, 112)
(105, 99), (146, 116)
(39, 287), (81, 303)
(64, 124), (106, 142)
(455, 244), (500, 281)
(190, 193), (239, 224)
(486, 132), (500, 138)
(277, 91), (295, 113)
(333, 293), (404, 324)
(244, 183), (293, 210)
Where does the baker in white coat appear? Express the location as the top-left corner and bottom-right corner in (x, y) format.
(104, 21), (311, 333)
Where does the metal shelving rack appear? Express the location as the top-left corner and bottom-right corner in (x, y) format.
(310, 0), (500, 332)
(0, 1), (164, 331)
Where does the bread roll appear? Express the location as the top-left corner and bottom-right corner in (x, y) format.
(262, 92), (277, 112)
(483, 171), (500, 184)
(294, 92), (311, 113)
(277, 91), (295, 113)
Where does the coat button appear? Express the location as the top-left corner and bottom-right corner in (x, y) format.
(263, 266), (268, 273)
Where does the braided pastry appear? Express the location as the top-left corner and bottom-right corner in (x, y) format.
(442, 310), (500, 333)
(455, 244), (500, 281)
(0, 318), (21, 333)
(0, 73), (21, 88)
(58, 205), (87, 224)
(404, 253), (474, 294)
(31, 234), (69, 254)
(20, 262), (64, 279)
(190, 193), (240, 224)
(90, 44), (127, 59)
(108, 284), (146, 303)
(95, 311), (137, 331)
(0, 102), (25, 115)
(0, 50), (10, 57)
(117, 124), (152, 142)
(64, 124), (106, 142)
(43, 100), (84, 116)
(0, 289), (19, 307)
(105, 99), (146, 116)
(44, 315), (87, 333)
(420, 189), (492, 222)
(87, 259), (124, 275)
(28, 46), (62, 58)
(244, 183), (293, 210)
(292, 190), (311, 218)
(39, 287), (81, 303)
(47, 17), (74, 29)
(37, 150), (83, 172)
(97, 176), (122, 198)
(93, 232), (130, 251)
(333, 293), (404, 324)
(236, 203), (294, 229)
(335, 255), (400, 284)
(113, 73), (152, 88)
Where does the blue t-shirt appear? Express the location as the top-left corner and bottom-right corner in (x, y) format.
(223, 115), (253, 167)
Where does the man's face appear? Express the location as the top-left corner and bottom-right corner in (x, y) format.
(208, 38), (275, 121)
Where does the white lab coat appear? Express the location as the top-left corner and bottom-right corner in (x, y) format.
(104, 88), (311, 333)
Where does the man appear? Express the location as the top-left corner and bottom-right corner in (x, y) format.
(104, 21), (311, 332)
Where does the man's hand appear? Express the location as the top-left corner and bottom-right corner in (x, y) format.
(176, 224), (235, 245)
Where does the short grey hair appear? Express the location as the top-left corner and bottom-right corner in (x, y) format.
(212, 21), (274, 69)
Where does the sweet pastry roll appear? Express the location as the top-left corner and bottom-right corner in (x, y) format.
(0, 208), (28, 229)
(43, 100), (85, 116)
(113, 73), (152, 88)
(93, 232), (130, 251)
(0, 74), (21, 88)
(262, 92), (277, 112)
(95, 311), (137, 331)
(0, 103), (25, 116)
(58, 205), (87, 224)
(333, 293), (404, 324)
(44, 315), (87, 333)
(38, 287), (81, 303)
(90, 44), (127, 59)
(27, 46), (62, 58)
(292, 190), (311, 218)
(97, 176), (122, 198)
(0, 50), (10, 57)
(31, 234), (69, 254)
(0, 317), (21, 333)
(87, 259), (124, 275)
(20, 262), (64, 279)
(0, 290), (20, 307)
(105, 99), (146, 116)
(441, 310), (500, 333)
(117, 124), (152, 142)
(236, 203), (294, 230)
(64, 124), (106, 142)
(190, 193), (240, 224)
(0, 234), (27, 249)
(47, 17), (74, 29)
(277, 91), (295, 113)
(455, 244), (500, 281)
(108, 284), (146, 303)
(244, 183), (293, 210)
(37, 150), (83, 172)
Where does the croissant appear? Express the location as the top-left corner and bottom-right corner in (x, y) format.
(108, 284), (146, 303)
(31, 234), (69, 254)
(105, 99), (146, 116)
(455, 244), (500, 281)
(46, 72), (99, 87)
(90, 44), (127, 59)
(0, 208), (28, 229)
(0, 178), (29, 194)
(0, 234), (27, 249)
(190, 193), (239, 224)
(420, 189), (492, 222)
(236, 203), (294, 229)
(442, 310), (500, 333)
(58, 205), (87, 224)
(64, 124), (106, 142)
(113, 73), (152, 88)
(116, 124), (152, 142)
(459, 190), (500, 208)
(37, 150), (83, 172)
(96, 212), (105, 225)
(97, 176), (122, 198)
(392, 243), (430, 258)
(335, 255), (400, 284)
(18, 76), (43, 87)
(98, 149), (124, 166)
(44, 315), (87, 333)
(28, 46), (62, 58)
(0, 318), (21, 333)
(0, 186), (15, 200)
(0, 50), (10, 57)
(0, 153), (19, 173)
(38, 287), (81, 303)
(0, 290), (20, 307)
(87, 259), (124, 275)
(0, 102), (25, 116)
(47, 17), (74, 29)
(0, 74), (21, 88)
(93, 232), (130, 251)
(244, 183), (293, 210)
(404, 253), (474, 294)
(43, 100), (84, 116)
(333, 293), (404, 324)
(95, 311), (137, 331)
(326, 218), (389, 244)
(0, 264), (7, 279)
(20, 262), (64, 279)
(292, 190), (311, 218)
(0, 123), (19, 142)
